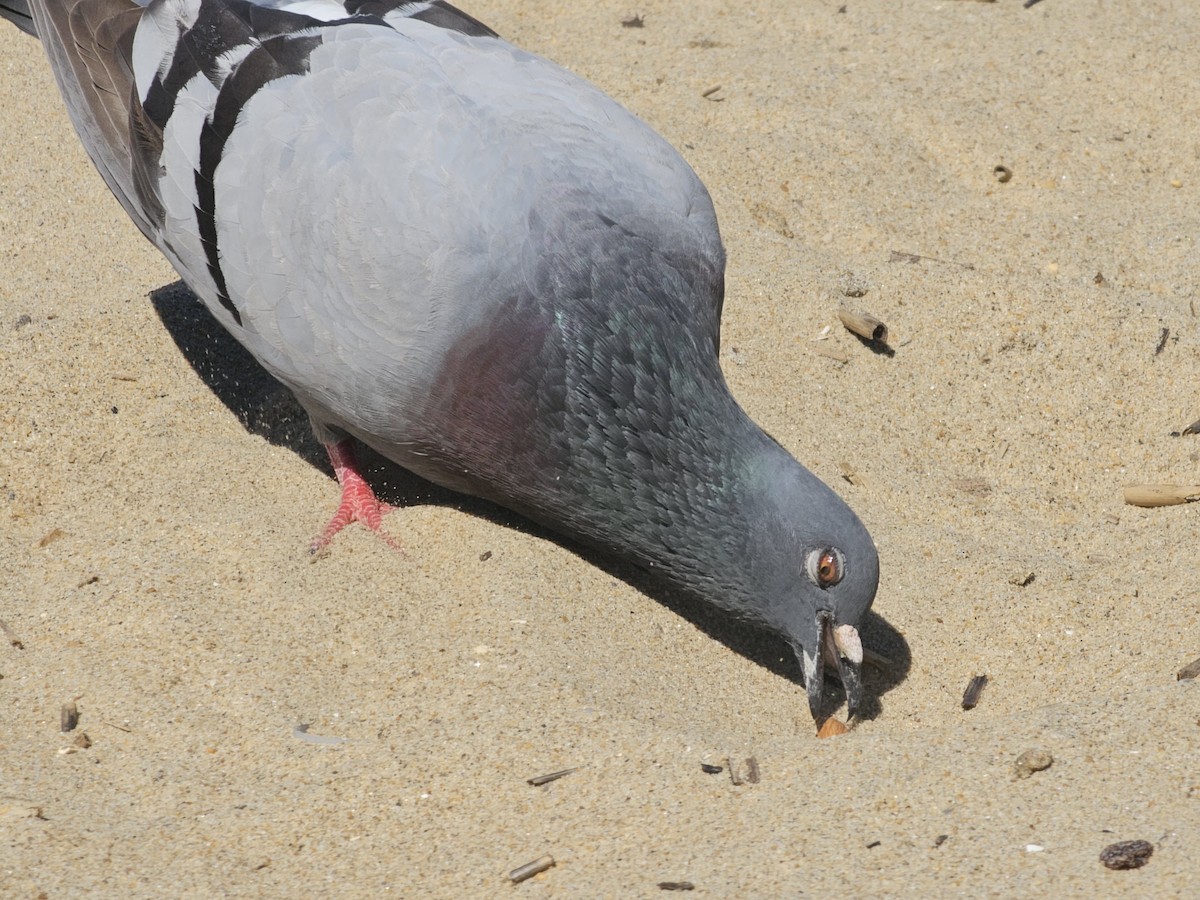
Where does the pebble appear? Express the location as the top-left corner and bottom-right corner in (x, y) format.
(1014, 748), (1053, 779)
(837, 270), (871, 299)
(1099, 839), (1153, 870)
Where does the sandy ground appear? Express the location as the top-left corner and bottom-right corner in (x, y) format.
(2, 0), (1198, 895)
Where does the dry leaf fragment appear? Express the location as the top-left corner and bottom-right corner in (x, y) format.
(749, 201), (792, 238)
(952, 477), (992, 497)
(37, 528), (65, 547)
(838, 462), (864, 486)
(811, 345), (850, 364)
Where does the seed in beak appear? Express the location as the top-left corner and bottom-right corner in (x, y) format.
(833, 624), (863, 665)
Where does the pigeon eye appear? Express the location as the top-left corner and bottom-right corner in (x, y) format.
(806, 548), (845, 588)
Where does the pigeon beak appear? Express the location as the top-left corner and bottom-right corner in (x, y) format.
(799, 614), (864, 722)
(829, 622), (863, 721)
(800, 618), (827, 722)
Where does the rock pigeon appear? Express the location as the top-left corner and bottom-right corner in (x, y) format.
(5, 0), (880, 721)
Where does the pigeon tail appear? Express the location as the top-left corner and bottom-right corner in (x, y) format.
(0, 0), (34, 35)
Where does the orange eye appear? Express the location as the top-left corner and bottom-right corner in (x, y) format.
(817, 552), (839, 584)
(806, 548), (845, 588)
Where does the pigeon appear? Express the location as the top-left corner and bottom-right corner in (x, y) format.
(5, 0), (880, 721)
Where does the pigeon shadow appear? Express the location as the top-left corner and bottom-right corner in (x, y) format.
(151, 281), (911, 720)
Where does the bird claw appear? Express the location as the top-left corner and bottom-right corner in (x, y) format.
(309, 440), (403, 554)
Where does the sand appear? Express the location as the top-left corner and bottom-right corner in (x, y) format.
(2, 0), (1198, 894)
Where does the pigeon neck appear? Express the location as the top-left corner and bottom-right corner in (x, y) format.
(522, 371), (784, 611)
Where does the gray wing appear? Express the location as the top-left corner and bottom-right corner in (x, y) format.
(27, 0), (724, 449)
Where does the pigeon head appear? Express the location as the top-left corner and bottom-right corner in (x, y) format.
(745, 457), (879, 721)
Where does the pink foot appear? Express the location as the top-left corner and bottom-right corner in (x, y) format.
(310, 440), (403, 554)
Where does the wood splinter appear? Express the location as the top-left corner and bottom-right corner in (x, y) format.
(837, 308), (889, 345)
(526, 767), (579, 787)
(962, 674), (988, 710)
(1176, 656), (1200, 681)
(509, 855), (555, 884)
(1122, 485), (1200, 508)
(60, 702), (79, 733)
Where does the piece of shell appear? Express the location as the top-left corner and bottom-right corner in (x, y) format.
(817, 718), (850, 738)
